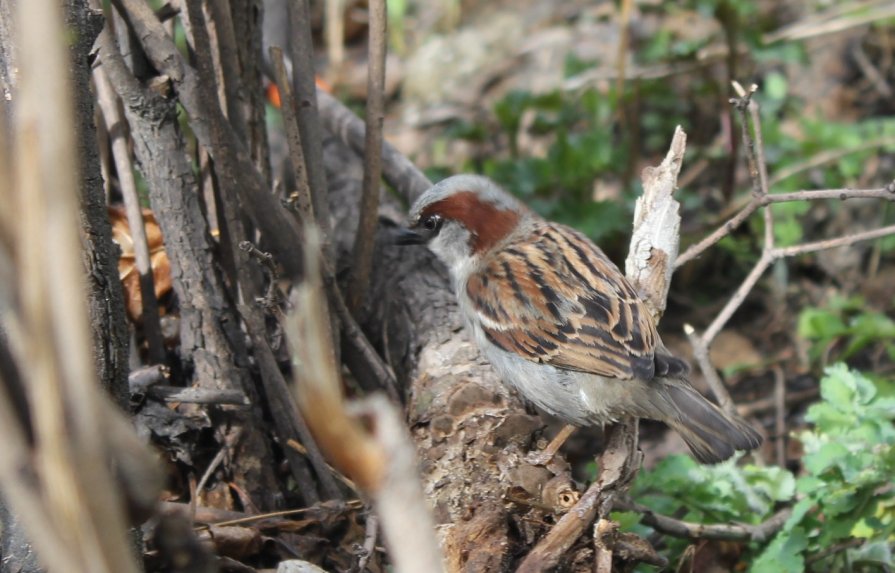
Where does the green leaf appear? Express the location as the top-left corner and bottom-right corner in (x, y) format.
(764, 71), (788, 101)
(750, 526), (808, 573)
(744, 465), (796, 503)
(797, 308), (847, 340)
(802, 440), (849, 475)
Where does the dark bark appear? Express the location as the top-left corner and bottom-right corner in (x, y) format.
(97, 27), (284, 509)
(111, 0), (305, 279)
(68, 0), (132, 407)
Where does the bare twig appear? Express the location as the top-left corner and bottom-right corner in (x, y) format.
(356, 511), (379, 573)
(348, 0), (388, 312)
(764, 1), (895, 44)
(196, 440), (230, 498)
(684, 323), (736, 414)
(243, 307), (340, 503)
(851, 41), (893, 98)
(146, 386), (249, 405)
(732, 82), (774, 251)
(269, 46), (313, 222)
(325, 267), (401, 402)
(180, 498), (364, 528)
(594, 519), (617, 573)
(686, 219), (895, 370)
(205, 0), (247, 140)
(111, 0), (306, 278)
(288, 0), (332, 246)
(805, 537), (865, 565)
(679, 82), (895, 407)
(614, 0), (633, 119)
(778, 137), (895, 186)
(286, 225), (444, 573)
(238, 241), (282, 308)
(675, 187), (895, 269)
(93, 65), (165, 363)
(762, 186), (895, 203)
(772, 223), (895, 257)
(738, 386), (819, 416)
(616, 498), (791, 543)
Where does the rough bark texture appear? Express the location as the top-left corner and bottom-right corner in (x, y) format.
(0, 496), (41, 573)
(68, 0), (132, 407)
(97, 29), (284, 509)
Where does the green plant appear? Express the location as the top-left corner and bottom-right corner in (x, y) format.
(798, 296), (895, 365)
(755, 365), (895, 572)
(619, 365), (895, 571)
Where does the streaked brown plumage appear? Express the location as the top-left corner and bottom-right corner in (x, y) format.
(398, 175), (762, 463)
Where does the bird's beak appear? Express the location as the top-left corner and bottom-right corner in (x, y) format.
(393, 227), (426, 246)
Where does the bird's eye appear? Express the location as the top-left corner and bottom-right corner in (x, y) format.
(421, 214), (442, 232)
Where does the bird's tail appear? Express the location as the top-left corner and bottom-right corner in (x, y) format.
(657, 383), (762, 464)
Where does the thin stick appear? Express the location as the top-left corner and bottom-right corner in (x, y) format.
(196, 441), (229, 498)
(286, 225), (444, 573)
(288, 0), (333, 245)
(616, 499), (791, 542)
(594, 519), (616, 573)
(763, 186), (895, 204)
(771, 223), (895, 257)
(675, 200), (761, 268)
(676, 184), (895, 269)
(703, 252), (773, 344)
(205, 0), (247, 140)
(684, 323), (736, 414)
(738, 386), (819, 416)
(357, 511), (379, 572)
(613, 0), (633, 115)
(93, 65), (165, 363)
(324, 260), (401, 402)
(348, 0), (388, 312)
(681, 81), (895, 416)
(269, 46), (313, 221)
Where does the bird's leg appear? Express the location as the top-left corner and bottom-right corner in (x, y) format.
(525, 424), (576, 466)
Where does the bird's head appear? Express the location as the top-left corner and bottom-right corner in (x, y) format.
(396, 175), (530, 277)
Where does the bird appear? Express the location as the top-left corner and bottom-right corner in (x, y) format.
(395, 174), (762, 464)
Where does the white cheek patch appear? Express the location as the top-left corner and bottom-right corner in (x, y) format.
(426, 223), (474, 278)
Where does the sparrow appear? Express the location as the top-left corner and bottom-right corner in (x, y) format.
(396, 174), (762, 463)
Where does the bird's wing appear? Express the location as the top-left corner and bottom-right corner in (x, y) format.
(465, 223), (665, 380)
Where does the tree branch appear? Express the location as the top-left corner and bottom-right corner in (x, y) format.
(348, 0), (388, 312)
(616, 498), (791, 543)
